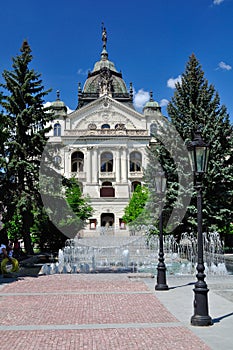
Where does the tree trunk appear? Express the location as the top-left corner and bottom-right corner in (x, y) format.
(22, 212), (34, 255)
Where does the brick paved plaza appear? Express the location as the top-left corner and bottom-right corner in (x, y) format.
(0, 274), (213, 350)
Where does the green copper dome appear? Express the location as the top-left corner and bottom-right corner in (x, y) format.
(143, 92), (161, 111)
(77, 26), (134, 109)
(144, 100), (160, 108)
(51, 91), (67, 115)
(92, 49), (118, 73)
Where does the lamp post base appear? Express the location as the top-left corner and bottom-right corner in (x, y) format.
(191, 314), (213, 327)
(155, 265), (169, 291)
(191, 281), (213, 326)
(155, 283), (169, 291)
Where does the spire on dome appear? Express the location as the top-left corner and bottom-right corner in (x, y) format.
(101, 23), (107, 49)
(101, 23), (108, 61)
(143, 90), (161, 112)
(51, 90), (67, 115)
(77, 26), (134, 109)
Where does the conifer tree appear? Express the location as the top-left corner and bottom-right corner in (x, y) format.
(167, 54), (233, 235)
(144, 122), (193, 237)
(0, 40), (54, 253)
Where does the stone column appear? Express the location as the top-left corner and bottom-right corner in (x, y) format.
(92, 147), (98, 183)
(121, 147), (127, 182)
(86, 147), (93, 183)
(115, 147), (121, 183)
(64, 149), (70, 176)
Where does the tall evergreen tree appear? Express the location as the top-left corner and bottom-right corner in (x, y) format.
(144, 121), (193, 237)
(0, 40), (54, 253)
(167, 53), (233, 235)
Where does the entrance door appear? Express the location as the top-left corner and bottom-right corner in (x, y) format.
(101, 213), (114, 227)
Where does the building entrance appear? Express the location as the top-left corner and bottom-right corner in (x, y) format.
(101, 213), (114, 227)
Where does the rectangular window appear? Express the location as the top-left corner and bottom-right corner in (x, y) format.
(119, 219), (126, 230)
(100, 187), (115, 197)
(90, 219), (97, 230)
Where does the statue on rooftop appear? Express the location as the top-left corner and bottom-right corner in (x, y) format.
(102, 23), (107, 49)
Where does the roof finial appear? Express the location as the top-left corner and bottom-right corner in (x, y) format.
(129, 82), (133, 100)
(101, 22), (107, 50)
(56, 90), (60, 100)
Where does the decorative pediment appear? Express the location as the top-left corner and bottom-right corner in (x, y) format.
(68, 95), (146, 131)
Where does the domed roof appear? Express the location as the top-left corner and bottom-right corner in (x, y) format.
(92, 50), (117, 73)
(82, 68), (129, 96)
(144, 100), (160, 108)
(143, 92), (161, 111)
(51, 91), (67, 115)
(77, 26), (134, 109)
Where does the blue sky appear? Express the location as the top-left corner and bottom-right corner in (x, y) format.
(0, 0), (233, 121)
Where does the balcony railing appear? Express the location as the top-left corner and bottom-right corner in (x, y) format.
(64, 129), (148, 137)
(128, 171), (144, 178)
(99, 172), (115, 179)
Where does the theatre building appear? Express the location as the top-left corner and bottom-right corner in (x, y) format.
(47, 28), (165, 236)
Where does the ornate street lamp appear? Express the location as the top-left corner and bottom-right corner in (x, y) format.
(155, 172), (168, 291)
(188, 130), (213, 326)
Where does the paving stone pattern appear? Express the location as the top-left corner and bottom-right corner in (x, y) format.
(0, 274), (211, 350)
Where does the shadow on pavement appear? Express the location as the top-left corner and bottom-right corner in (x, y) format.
(212, 312), (233, 323)
(169, 281), (195, 290)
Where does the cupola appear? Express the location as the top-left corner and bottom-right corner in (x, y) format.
(51, 90), (67, 116)
(143, 91), (161, 112)
(77, 25), (134, 109)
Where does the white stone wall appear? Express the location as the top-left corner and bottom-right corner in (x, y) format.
(46, 95), (165, 235)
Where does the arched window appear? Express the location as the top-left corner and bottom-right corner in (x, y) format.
(101, 213), (114, 227)
(54, 123), (61, 136)
(130, 151), (142, 172)
(132, 181), (141, 192)
(102, 181), (112, 186)
(71, 151), (84, 172)
(150, 123), (157, 136)
(101, 152), (113, 172)
(101, 123), (110, 129)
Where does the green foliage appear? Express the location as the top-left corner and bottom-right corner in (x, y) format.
(65, 177), (93, 222)
(144, 54), (233, 237)
(144, 119), (193, 237)
(0, 40), (54, 253)
(167, 53), (233, 233)
(30, 205), (68, 252)
(122, 185), (149, 225)
(3, 211), (23, 240)
(34, 176), (94, 251)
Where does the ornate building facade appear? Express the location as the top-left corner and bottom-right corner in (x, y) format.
(47, 27), (165, 236)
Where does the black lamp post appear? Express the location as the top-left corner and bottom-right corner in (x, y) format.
(155, 172), (168, 291)
(188, 130), (213, 326)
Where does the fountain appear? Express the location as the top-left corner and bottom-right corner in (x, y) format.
(40, 230), (229, 276)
